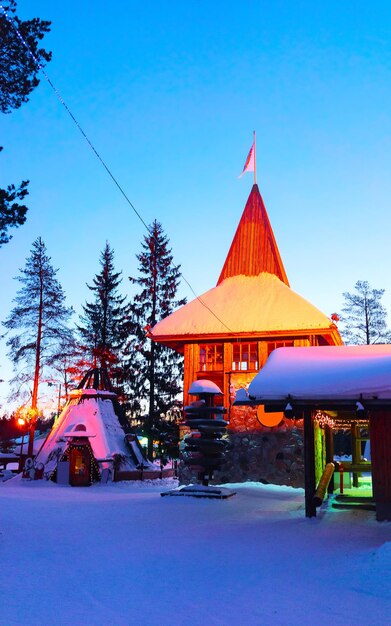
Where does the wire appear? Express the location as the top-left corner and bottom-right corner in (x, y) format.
(0, 4), (234, 333)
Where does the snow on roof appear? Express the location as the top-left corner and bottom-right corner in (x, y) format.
(248, 344), (391, 402)
(69, 388), (116, 399)
(188, 379), (223, 395)
(63, 423), (97, 438)
(151, 273), (335, 338)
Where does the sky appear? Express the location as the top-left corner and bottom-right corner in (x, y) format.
(1, 1), (391, 410)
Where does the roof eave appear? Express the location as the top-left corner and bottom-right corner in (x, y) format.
(151, 326), (341, 347)
(246, 398), (391, 411)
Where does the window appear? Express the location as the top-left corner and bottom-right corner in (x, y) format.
(232, 342), (258, 371)
(199, 344), (223, 371)
(267, 340), (294, 357)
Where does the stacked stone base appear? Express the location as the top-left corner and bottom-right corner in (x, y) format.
(179, 422), (305, 488)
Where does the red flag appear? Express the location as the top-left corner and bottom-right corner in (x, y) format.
(239, 141), (255, 177)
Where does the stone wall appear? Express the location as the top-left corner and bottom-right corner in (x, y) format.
(179, 418), (305, 488)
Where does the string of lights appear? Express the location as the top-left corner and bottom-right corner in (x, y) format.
(0, 4), (233, 334)
(314, 411), (335, 429)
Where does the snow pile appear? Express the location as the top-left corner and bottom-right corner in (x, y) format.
(248, 344), (391, 401)
(188, 379), (223, 395)
(0, 480), (389, 626)
(151, 273), (334, 337)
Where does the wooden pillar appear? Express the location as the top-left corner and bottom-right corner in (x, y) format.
(370, 410), (391, 521)
(325, 425), (335, 494)
(183, 344), (195, 409)
(351, 422), (360, 487)
(303, 410), (317, 518)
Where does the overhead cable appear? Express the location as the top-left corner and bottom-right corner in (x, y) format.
(1, 4), (233, 333)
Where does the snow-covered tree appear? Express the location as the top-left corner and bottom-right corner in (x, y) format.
(78, 242), (132, 381)
(340, 280), (391, 345)
(126, 220), (186, 457)
(3, 237), (73, 454)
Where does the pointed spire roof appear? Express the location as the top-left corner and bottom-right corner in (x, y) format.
(217, 184), (289, 286)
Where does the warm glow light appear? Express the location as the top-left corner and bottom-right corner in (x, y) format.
(17, 416), (27, 427)
(256, 406), (283, 427)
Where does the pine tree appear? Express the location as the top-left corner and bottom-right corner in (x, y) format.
(3, 237), (73, 455)
(0, 149), (29, 246)
(127, 220), (186, 457)
(0, 1), (52, 114)
(78, 242), (132, 381)
(340, 280), (391, 344)
(1, 1), (51, 245)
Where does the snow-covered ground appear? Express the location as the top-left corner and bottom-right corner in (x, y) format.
(0, 478), (390, 626)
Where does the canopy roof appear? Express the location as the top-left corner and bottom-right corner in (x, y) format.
(151, 273), (338, 342)
(246, 345), (391, 407)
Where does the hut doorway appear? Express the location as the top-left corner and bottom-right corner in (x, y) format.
(69, 445), (91, 487)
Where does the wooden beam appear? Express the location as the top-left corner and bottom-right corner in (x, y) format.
(370, 410), (391, 521)
(303, 409), (317, 518)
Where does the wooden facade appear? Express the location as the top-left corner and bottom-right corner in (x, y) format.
(183, 335), (339, 429)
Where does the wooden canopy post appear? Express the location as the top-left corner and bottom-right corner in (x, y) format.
(325, 424), (335, 494)
(370, 410), (391, 521)
(303, 409), (317, 518)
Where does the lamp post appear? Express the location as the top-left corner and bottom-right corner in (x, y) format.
(26, 407), (38, 458)
(17, 415), (28, 472)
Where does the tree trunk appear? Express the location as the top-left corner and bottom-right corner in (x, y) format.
(147, 237), (157, 460)
(147, 339), (155, 459)
(365, 297), (370, 344)
(28, 266), (43, 457)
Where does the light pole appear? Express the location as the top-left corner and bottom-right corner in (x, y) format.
(16, 415), (28, 472)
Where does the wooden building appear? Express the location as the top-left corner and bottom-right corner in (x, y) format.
(151, 184), (342, 485)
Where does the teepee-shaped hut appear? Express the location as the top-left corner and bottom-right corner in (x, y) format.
(34, 368), (159, 484)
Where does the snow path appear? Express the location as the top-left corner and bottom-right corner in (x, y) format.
(0, 480), (390, 626)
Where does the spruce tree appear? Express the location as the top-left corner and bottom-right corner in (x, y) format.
(3, 237), (73, 455)
(1, 1), (51, 245)
(78, 242), (131, 380)
(127, 220), (186, 457)
(340, 280), (391, 344)
(0, 149), (29, 246)
(0, 0), (52, 114)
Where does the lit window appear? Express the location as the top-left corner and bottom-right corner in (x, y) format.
(199, 344), (223, 371)
(232, 342), (258, 371)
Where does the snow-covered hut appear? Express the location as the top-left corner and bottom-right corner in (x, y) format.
(150, 183), (342, 486)
(34, 369), (159, 484)
(243, 344), (391, 521)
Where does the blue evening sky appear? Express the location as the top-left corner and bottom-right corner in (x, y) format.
(1, 1), (391, 408)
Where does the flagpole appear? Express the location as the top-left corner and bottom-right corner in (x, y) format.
(253, 130), (257, 185)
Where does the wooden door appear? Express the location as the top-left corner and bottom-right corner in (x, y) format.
(69, 446), (91, 487)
